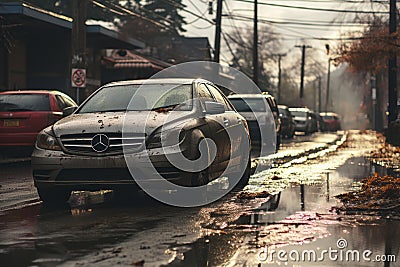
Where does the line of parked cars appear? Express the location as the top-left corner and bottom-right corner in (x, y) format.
(0, 81), (341, 204)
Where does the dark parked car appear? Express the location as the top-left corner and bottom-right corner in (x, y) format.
(309, 111), (319, 133)
(320, 112), (341, 131)
(0, 90), (77, 148)
(32, 79), (251, 204)
(278, 105), (295, 138)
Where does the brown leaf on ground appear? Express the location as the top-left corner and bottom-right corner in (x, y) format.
(237, 191), (270, 199)
(336, 173), (400, 212)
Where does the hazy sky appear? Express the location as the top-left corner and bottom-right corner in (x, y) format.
(182, 0), (391, 68)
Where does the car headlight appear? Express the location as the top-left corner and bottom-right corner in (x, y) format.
(36, 129), (61, 151)
(146, 128), (186, 149)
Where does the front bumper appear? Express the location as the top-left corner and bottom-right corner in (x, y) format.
(294, 121), (308, 132)
(32, 145), (192, 191)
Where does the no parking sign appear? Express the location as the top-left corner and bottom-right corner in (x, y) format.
(71, 68), (86, 88)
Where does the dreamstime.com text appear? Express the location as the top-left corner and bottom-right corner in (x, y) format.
(257, 238), (396, 263)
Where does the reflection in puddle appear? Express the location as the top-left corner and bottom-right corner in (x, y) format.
(222, 157), (400, 266)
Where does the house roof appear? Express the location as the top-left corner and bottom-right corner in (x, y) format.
(0, 2), (145, 49)
(102, 50), (171, 70)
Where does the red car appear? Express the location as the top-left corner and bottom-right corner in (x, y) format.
(320, 112), (341, 131)
(0, 90), (77, 147)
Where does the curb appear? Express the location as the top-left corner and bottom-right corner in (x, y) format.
(0, 157), (31, 165)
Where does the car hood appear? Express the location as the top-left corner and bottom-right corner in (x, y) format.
(52, 111), (192, 137)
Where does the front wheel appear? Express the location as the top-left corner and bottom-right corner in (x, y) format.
(230, 156), (251, 190)
(37, 187), (71, 205)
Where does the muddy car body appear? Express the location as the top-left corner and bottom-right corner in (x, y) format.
(31, 79), (251, 203)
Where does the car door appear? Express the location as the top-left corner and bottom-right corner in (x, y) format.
(196, 83), (225, 175)
(206, 83), (244, 169)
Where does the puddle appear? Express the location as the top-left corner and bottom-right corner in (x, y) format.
(163, 154), (400, 266)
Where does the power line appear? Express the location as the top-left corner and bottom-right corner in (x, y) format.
(159, 0), (215, 25)
(91, 0), (173, 31)
(226, 14), (372, 27)
(231, 0), (389, 14)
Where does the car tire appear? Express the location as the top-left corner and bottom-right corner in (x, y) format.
(37, 187), (71, 205)
(276, 134), (281, 152)
(191, 166), (209, 187)
(113, 188), (136, 203)
(190, 136), (210, 187)
(230, 154), (251, 190)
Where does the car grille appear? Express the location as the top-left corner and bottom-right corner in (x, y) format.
(60, 132), (145, 155)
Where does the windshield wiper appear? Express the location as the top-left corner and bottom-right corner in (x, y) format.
(151, 103), (186, 112)
(98, 109), (127, 113)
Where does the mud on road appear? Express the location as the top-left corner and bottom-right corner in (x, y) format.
(0, 131), (399, 266)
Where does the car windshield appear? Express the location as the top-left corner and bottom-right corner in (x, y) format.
(229, 98), (266, 112)
(322, 115), (334, 120)
(0, 94), (50, 112)
(78, 83), (193, 113)
(290, 111), (307, 117)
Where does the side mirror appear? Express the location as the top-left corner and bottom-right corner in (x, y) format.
(205, 101), (225, 114)
(63, 106), (77, 117)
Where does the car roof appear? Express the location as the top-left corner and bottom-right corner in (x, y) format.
(228, 94), (266, 99)
(104, 78), (201, 87)
(261, 92), (274, 98)
(0, 90), (60, 95)
(289, 107), (311, 112)
(320, 112), (339, 117)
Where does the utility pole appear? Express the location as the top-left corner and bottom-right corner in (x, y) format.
(253, 0), (258, 85)
(295, 45), (311, 106)
(71, 0), (88, 104)
(214, 0), (223, 63)
(272, 53), (286, 103)
(318, 76), (322, 113)
(388, 0), (398, 125)
(313, 79), (317, 111)
(371, 75), (377, 130)
(325, 58), (332, 112)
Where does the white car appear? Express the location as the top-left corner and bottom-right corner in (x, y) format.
(228, 94), (276, 156)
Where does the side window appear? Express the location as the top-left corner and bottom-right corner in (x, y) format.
(63, 95), (77, 107)
(197, 83), (214, 102)
(55, 95), (66, 110)
(206, 84), (232, 111)
(197, 83), (214, 112)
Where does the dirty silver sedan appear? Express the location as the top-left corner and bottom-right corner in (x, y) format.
(32, 78), (251, 204)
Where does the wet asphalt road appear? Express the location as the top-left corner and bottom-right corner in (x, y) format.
(1, 131), (399, 266)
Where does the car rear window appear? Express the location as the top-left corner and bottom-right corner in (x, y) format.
(290, 111), (307, 117)
(229, 98), (266, 112)
(323, 115), (334, 120)
(0, 94), (50, 112)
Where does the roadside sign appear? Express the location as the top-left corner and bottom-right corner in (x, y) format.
(71, 68), (86, 88)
